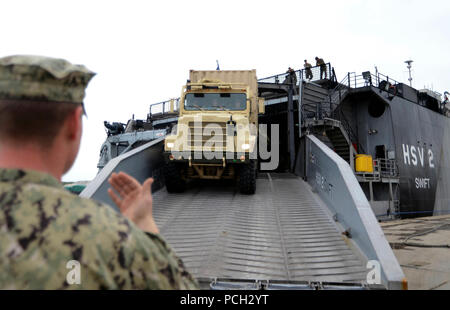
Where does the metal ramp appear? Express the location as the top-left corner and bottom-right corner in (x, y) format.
(153, 173), (368, 285)
(82, 136), (406, 290)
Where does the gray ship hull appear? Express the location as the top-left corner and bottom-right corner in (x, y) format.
(347, 86), (450, 218)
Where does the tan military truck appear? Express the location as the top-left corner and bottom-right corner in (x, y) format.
(163, 70), (265, 194)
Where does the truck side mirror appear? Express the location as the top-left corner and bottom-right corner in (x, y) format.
(258, 98), (265, 114)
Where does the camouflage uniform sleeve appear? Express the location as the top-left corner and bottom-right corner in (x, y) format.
(0, 177), (199, 290)
(86, 201), (199, 290)
(142, 231), (199, 290)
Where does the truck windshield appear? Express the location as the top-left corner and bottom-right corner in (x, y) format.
(184, 93), (247, 111)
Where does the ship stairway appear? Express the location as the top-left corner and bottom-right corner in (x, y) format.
(326, 74), (353, 114)
(300, 73), (352, 122)
(305, 118), (356, 165)
(300, 72), (366, 165)
(301, 81), (330, 119)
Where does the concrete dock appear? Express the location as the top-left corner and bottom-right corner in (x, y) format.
(381, 215), (450, 290)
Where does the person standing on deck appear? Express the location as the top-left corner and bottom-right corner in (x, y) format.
(315, 57), (327, 80)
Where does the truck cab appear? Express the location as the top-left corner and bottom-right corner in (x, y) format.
(163, 70), (265, 194)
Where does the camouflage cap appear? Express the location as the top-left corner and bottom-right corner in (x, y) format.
(0, 55), (96, 104)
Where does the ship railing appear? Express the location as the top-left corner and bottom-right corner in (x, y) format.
(258, 63), (336, 85)
(343, 71), (400, 90)
(310, 71), (402, 153)
(301, 72), (350, 122)
(333, 108), (366, 154)
(148, 98), (180, 120)
(374, 159), (399, 178)
(356, 159), (399, 181)
(314, 74), (352, 118)
(355, 172), (381, 182)
(321, 72), (402, 113)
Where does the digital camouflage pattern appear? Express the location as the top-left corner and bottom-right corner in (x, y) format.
(0, 168), (199, 290)
(0, 55), (95, 104)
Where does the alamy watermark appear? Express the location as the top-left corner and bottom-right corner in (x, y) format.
(64, 260), (381, 286)
(366, 260), (381, 285)
(168, 118), (280, 171)
(66, 260), (81, 285)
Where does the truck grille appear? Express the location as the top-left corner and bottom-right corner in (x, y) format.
(188, 121), (229, 152)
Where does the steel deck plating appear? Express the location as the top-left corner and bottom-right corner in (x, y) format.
(153, 174), (368, 284)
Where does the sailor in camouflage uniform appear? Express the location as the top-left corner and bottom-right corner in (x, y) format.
(315, 56), (327, 80)
(0, 55), (198, 290)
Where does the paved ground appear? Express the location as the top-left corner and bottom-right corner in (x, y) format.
(381, 215), (450, 290)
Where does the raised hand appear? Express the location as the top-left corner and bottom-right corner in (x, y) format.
(108, 172), (159, 234)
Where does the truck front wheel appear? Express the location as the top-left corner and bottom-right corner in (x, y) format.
(163, 162), (186, 193)
(239, 160), (257, 195)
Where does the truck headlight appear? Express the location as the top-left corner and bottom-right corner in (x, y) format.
(167, 142), (175, 148)
(242, 144), (250, 151)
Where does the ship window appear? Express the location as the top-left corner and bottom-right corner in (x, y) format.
(368, 101), (386, 118)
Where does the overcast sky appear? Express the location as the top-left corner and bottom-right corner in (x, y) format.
(1, 0), (449, 182)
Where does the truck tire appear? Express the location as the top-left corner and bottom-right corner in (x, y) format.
(239, 160), (257, 195)
(163, 162), (186, 193)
